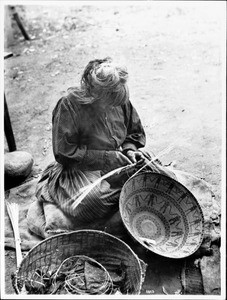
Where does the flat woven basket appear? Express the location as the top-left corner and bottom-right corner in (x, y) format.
(13, 230), (145, 295)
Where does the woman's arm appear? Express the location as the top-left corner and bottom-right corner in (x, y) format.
(52, 97), (131, 171)
(121, 100), (146, 162)
(121, 100), (146, 152)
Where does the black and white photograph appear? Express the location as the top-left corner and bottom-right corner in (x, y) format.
(1, 1), (226, 299)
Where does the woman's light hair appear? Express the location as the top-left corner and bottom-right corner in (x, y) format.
(68, 57), (129, 106)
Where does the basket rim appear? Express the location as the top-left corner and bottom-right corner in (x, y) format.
(119, 171), (205, 259)
(14, 229), (144, 293)
(18, 229), (143, 265)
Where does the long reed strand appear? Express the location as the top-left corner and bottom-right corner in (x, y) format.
(130, 143), (175, 178)
(72, 144), (175, 210)
(5, 201), (23, 267)
(71, 163), (136, 210)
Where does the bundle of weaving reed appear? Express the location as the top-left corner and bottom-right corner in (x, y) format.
(5, 200), (23, 268)
(24, 255), (124, 295)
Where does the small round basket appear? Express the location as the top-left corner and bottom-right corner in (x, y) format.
(13, 230), (145, 295)
(119, 172), (204, 259)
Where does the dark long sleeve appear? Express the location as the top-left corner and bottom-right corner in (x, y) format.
(121, 100), (146, 152)
(52, 97), (106, 170)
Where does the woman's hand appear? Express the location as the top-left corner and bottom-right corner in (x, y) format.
(103, 150), (132, 174)
(125, 150), (146, 164)
(126, 150), (177, 179)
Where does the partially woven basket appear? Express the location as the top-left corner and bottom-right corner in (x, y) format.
(13, 230), (145, 295)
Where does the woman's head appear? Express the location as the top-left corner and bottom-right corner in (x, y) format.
(81, 57), (129, 107)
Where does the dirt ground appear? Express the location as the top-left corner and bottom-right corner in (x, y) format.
(3, 2), (225, 296)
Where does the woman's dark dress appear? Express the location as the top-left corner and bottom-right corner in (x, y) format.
(28, 93), (146, 236)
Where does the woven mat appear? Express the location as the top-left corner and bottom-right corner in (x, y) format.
(4, 168), (221, 295)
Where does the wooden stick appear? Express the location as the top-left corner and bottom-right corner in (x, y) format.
(10, 6), (30, 41)
(4, 94), (17, 152)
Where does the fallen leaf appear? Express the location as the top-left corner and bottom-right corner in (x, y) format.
(51, 71), (60, 77)
(162, 286), (169, 295)
(151, 76), (166, 81)
(174, 289), (182, 294)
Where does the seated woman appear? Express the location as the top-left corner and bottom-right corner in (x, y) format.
(27, 57), (175, 238)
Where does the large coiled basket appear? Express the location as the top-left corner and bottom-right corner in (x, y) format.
(13, 230), (145, 295)
(119, 172), (204, 259)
